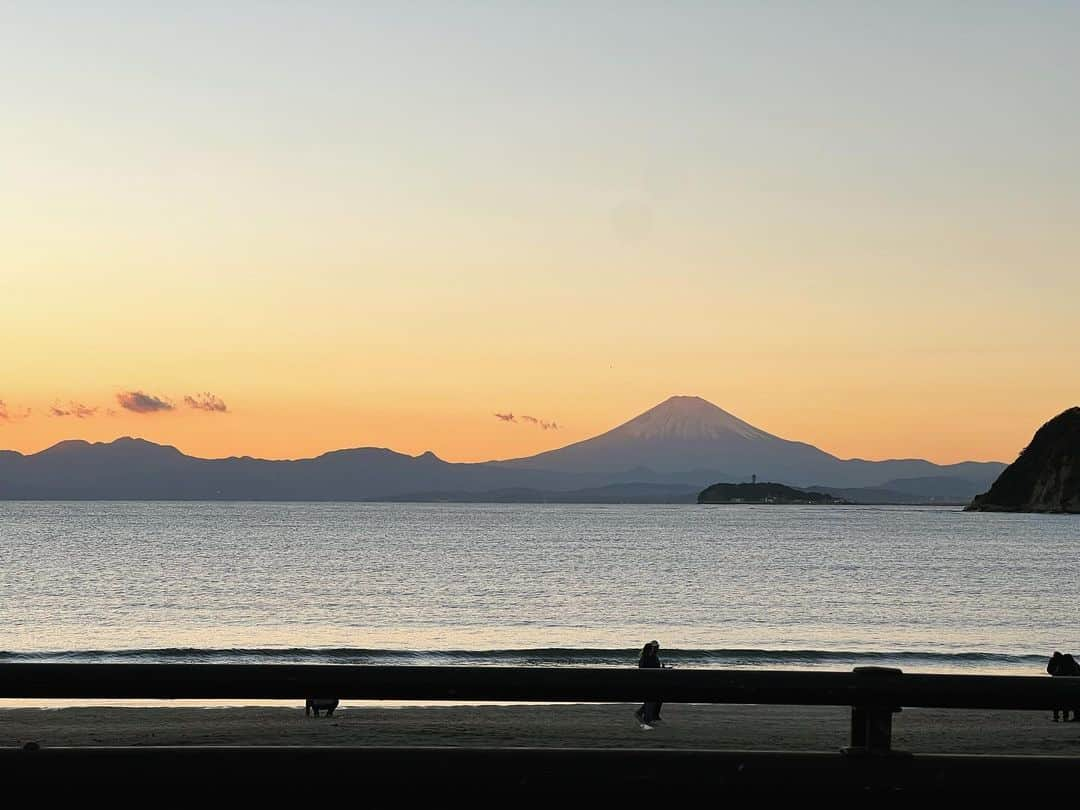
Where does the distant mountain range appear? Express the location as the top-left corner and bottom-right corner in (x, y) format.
(0, 395), (1006, 502)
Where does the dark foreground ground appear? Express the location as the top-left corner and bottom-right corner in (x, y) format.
(5, 703), (1080, 755)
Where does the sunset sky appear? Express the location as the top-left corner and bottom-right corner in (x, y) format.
(2, 3), (1078, 465)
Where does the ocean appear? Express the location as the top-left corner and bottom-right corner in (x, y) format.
(2, 502), (1077, 678)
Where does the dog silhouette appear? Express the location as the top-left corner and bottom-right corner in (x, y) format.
(305, 698), (339, 717)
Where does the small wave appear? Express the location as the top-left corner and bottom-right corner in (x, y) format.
(0, 646), (1049, 671)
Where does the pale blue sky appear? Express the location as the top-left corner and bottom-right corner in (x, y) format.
(2, 2), (1078, 462)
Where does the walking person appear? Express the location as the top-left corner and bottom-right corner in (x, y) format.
(634, 640), (665, 730)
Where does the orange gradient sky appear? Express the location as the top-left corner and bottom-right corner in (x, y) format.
(2, 4), (1078, 465)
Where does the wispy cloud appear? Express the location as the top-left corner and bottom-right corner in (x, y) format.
(117, 390), (175, 414)
(521, 415), (560, 431)
(50, 401), (98, 419)
(0, 400), (30, 422)
(494, 411), (560, 430)
(184, 393), (228, 413)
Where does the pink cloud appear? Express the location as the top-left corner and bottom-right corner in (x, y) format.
(50, 401), (98, 419)
(117, 390), (174, 414)
(184, 393), (228, 413)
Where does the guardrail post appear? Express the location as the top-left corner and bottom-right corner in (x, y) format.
(847, 666), (902, 754)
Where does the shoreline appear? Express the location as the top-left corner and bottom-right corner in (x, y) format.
(5, 704), (1080, 755)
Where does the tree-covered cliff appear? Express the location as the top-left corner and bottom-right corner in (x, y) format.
(967, 407), (1080, 513)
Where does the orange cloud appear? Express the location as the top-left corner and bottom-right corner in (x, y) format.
(0, 400), (31, 422)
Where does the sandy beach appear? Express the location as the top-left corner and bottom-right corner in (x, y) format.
(5, 703), (1080, 755)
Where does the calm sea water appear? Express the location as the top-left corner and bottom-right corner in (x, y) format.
(1, 502), (1077, 676)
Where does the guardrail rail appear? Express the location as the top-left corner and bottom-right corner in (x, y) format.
(3, 663), (1079, 790)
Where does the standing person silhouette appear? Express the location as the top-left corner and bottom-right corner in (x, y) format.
(1064, 654), (1080, 721)
(1048, 651), (1068, 721)
(634, 640), (665, 730)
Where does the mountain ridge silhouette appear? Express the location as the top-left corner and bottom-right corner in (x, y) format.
(0, 396), (1006, 500)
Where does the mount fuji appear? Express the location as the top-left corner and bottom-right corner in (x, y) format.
(500, 396), (1004, 491)
(0, 396), (1006, 501)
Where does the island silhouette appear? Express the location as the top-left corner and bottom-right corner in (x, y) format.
(697, 482), (845, 505)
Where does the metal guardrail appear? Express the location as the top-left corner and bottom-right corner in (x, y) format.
(3, 664), (1079, 788)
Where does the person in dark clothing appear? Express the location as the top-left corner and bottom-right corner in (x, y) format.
(1064, 654), (1080, 721)
(1047, 651), (1066, 721)
(634, 640), (665, 729)
(1047, 651), (1063, 675)
(1046, 651), (1080, 721)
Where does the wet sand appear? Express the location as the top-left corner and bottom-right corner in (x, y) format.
(5, 704), (1080, 754)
